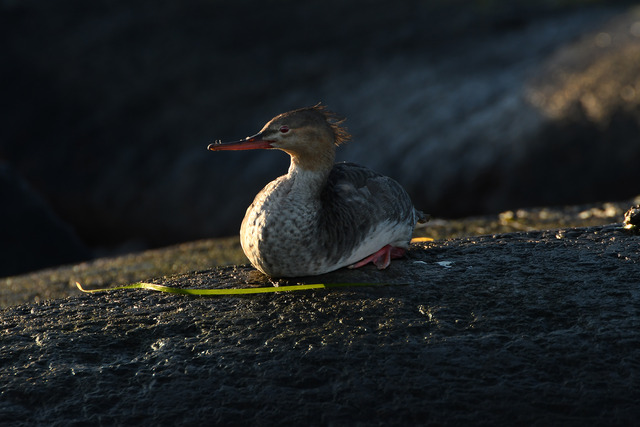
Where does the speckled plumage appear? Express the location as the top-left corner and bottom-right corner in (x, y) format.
(209, 105), (427, 278)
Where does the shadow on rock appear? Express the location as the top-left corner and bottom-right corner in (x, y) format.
(1, 224), (639, 424)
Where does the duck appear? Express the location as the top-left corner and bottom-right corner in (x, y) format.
(208, 104), (428, 278)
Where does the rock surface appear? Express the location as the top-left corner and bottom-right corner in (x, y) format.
(2, 1), (640, 277)
(2, 198), (635, 308)
(1, 223), (639, 425)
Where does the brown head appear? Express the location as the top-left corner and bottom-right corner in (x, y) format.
(208, 104), (350, 171)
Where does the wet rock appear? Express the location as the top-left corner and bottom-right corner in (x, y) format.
(0, 236), (245, 308)
(1, 224), (639, 425)
(623, 204), (640, 231)
(2, 198), (636, 308)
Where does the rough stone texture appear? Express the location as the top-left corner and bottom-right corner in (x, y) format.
(1, 224), (639, 425)
(0, 236), (245, 309)
(624, 204), (640, 229)
(2, 1), (640, 277)
(2, 198), (635, 309)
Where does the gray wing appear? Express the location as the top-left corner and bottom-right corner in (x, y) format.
(317, 162), (419, 263)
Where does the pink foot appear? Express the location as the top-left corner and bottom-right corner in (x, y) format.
(348, 245), (406, 270)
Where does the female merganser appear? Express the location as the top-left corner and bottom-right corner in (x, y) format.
(208, 104), (428, 277)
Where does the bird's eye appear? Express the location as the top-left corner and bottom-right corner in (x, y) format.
(279, 126), (289, 133)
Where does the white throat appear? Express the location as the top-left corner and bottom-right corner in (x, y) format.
(285, 162), (330, 198)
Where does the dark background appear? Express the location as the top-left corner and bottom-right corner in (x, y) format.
(1, 0), (639, 277)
